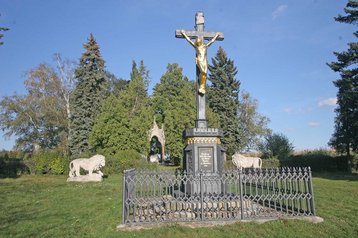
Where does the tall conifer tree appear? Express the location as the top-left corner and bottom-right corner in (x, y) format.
(328, 0), (358, 156)
(208, 47), (241, 156)
(69, 34), (107, 157)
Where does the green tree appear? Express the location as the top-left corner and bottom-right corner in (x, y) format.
(69, 34), (108, 157)
(208, 47), (241, 156)
(238, 91), (271, 151)
(259, 133), (294, 160)
(90, 61), (152, 155)
(0, 64), (68, 152)
(106, 71), (129, 96)
(327, 0), (358, 156)
(152, 63), (219, 163)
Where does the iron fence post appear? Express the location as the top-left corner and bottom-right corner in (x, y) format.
(239, 168), (244, 220)
(122, 170), (127, 224)
(308, 167), (316, 215)
(200, 170), (204, 221)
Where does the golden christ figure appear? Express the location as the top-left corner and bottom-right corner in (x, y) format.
(181, 30), (220, 94)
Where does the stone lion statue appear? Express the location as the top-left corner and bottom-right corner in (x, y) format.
(68, 154), (105, 178)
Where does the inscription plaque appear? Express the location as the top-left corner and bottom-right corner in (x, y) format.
(198, 147), (214, 172)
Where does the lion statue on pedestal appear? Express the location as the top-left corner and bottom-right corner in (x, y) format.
(68, 154), (105, 178)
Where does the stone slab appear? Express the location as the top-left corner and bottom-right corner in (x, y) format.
(117, 216), (324, 231)
(67, 173), (103, 182)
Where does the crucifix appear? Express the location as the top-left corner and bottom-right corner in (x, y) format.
(176, 11), (224, 128)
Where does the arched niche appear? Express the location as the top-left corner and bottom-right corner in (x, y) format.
(148, 119), (165, 162)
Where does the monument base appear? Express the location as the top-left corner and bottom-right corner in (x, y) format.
(182, 127), (225, 194)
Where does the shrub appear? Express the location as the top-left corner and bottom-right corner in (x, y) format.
(32, 154), (48, 174)
(101, 150), (158, 175)
(24, 159), (36, 175)
(0, 157), (30, 178)
(172, 156), (181, 166)
(281, 151), (349, 172)
(210, 150), (353, 172)
(262, 158), (280, 168)
(0, 150), (26, 160)
(29, 151), (68, 175)
(259, 133), (294, 160)
(49, 157), (68, 175)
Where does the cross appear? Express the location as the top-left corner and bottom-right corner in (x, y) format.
(175, 12), (224, 42)
(175, 11), (224, 128)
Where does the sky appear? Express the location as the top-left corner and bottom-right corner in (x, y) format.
(0, 0), (356, 151)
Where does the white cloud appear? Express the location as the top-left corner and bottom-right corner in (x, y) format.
(318, 97), (337, 107)
(308, 121), (320, 128)
(272, 5), (288, 20)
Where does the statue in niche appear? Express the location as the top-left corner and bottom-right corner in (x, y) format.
(148, 119), (165, 163)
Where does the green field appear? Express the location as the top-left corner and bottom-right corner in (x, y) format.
(0, 173), (357, 238)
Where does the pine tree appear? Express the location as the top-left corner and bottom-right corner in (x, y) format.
(69, 34), (108, 157)
(327, 0), (358, 156)
(208, 47), (241, 156)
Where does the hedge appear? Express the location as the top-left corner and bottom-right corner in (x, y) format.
(281, 154), (349, 172)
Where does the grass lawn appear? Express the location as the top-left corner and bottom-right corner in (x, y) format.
(0, 172), (357, 238)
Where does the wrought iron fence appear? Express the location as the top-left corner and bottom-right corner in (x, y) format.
(122, 167), (315, 225)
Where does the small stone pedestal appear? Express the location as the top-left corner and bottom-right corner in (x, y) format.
(67, 173), (103, 182)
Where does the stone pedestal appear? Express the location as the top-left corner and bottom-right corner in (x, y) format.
(183, 127), (226, 194)
(183, 127), (225, 174)
(67, 173), (103, 182)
